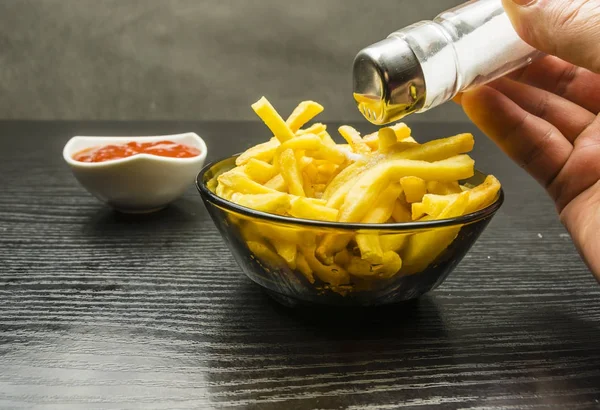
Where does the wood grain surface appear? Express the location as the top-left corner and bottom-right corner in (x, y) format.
(1, 121), (599, 410)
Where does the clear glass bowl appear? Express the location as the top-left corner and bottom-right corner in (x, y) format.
(196, 155), (504, 307)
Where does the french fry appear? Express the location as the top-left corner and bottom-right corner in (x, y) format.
(391, 133), (474, 162)
(316, 233), (354, 265)
(318, 130), (337, 147)
(323, 160), (368, 201)
(231, 193), (291, 214)
(218, 171), (277, 195)
(391, 199), (412, 223)
(301, 246), (350, 286)
(236, 137), (280, 166)
(339, 155), (474, 223)
(338, 125), (371, 154)
(289, 197), (338, 222)
(247, 240), (289, 270)
(427, 180), (462, 195)
(411, 202), (427, 220)
(295, 252), (315, 283)
(465, 175), (502, 214)
(363, 123), (412, 150)
(251, 97), (296, 142)
(377, 127), (398, 152)
(271, 241), (297, 270)
(334, 248), (351, 266)
(400, 176), (427, 203)
(422, 193), (458, 218)
(362, 182), (403, 223)
(244, 158), (278, 184)
(297, 123), (327, 136)
(380, 234), (409, 253)
(346, 255), (374, 277)
(286, 100), (324, 132)
(279, 148), (305, 196)
(356, 234), (384, 264)
(264, 174), (287, 191)
(239, 221), (263, 242)
(377, 251), (403, 279)
(402, 191), (470, 274)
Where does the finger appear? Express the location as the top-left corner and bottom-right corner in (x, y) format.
(502, 0), (600, 74)
(489, 77), (597, 142)
(549, 115), (600, 211)
(460, 85), (572, 187)
(508, 55), (600, 114)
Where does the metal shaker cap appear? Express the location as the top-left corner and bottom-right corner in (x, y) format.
(352, 35), (426, 125)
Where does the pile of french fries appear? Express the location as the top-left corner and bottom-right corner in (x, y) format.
(213, 97), (501, 291)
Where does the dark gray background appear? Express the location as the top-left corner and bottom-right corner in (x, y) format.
(0, 0), (467, 122)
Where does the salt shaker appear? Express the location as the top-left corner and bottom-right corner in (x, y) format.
(353, 0), (544, 125)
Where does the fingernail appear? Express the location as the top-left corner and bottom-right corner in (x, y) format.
(511, 0), (537, 6)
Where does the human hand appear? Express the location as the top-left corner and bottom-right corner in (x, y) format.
(454, 0), (600, 279)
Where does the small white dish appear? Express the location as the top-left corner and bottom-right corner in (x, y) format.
(63, 132), (207, 213)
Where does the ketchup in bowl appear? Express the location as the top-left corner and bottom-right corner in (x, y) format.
(73, 140), (201, 163)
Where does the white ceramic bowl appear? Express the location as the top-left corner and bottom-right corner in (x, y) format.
(63, 132), (207, 213)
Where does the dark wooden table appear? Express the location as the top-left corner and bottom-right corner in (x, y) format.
(1, 120), (600, 410)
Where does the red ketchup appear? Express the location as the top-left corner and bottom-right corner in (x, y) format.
(73, 140), (201, 163)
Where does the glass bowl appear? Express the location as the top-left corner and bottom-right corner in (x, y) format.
(196, 155), (504, 307)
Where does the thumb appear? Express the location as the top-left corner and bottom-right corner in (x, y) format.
(502, 0), (600, 73)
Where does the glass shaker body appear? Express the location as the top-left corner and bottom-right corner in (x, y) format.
(353, 0), (544, 124)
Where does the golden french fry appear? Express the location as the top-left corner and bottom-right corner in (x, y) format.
(231, 193), (291, 214)
(244, 158), (278, 184)
(302, 173), (315, 198)
(247, 240), (289, 270)
(356, 234), (383, 264)
(264, 174), (287, 191)
(411, 202), (427, 220)
(362, 182), (403, 223)
(347, 255), (374, 277)
(300, 246), (350, 286)
(318, 130), (337, 147)
(465, 175), (501, 214)
(364, 123), (412, 150)
(427, 180), (462, 195)
(323, 160), (369, 201)
(251, 97), (296, 142)
(316, 233), (354, 265)
(279, 148), (305, 196)
(295, 252), (315, 283)
(216, 183), (234, 200)
(236, 137), (280, 166)
(239, 221), (263, 242)
(271, 240), (297, 270)
(377, 127), (398, 152)
(391, 133), (474, 162)
(286, 100), (324, 132)
(391, 199), (412, 223)
(376, 251), (403, 279)
(380, 234), (409, 253)
(218, 171), (278, 195)
(334, 248), (351, 266)
(289, 197), (338, 221)
(297, 123), (327, 136)
(422, 193), (458, 217)
(402, 191), (470, 274)
(400, 176), (427, 203)
(303, 162), (319, 181)
(339, 155), (474, 223)
(338, 125), (371, 154)
(297, 155), (313, 169)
